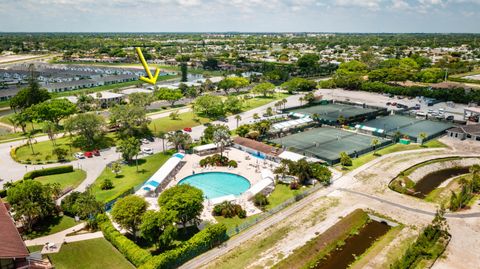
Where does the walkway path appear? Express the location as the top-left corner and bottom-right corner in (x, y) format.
(24, 223), (87, 246)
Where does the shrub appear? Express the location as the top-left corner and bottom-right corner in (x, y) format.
(290, 181), (300, 190)
(228, 160), (238, 168)
(100, 178), (114, 190)
(199, 154), (231, 167)
(23, 165), (74, 180)
(212, 201), (245, 218)
(237, 209), (247, 219)
(98, 214), (153, 267)
(139, 224), (227, 269)
(253, 193), (269, 208)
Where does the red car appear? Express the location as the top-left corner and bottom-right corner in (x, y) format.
(84, 151), (93, 158)
(93, 149), (100, 156)
(183, 127), (192, 132)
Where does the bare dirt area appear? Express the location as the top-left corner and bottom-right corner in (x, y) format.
(0, 54), (44, 63)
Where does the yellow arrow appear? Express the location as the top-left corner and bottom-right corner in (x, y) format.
(135, 47), (160, 85)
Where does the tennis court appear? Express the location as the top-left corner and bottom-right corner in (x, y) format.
(288, 102), (385, 124)
(272, 127), (391, 164)
(359, 115), (453, 141)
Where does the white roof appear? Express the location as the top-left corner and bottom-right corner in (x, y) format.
(60, 96), (78, 104)
(278, 151), (307, 162)
(209, 194), (237, 205)
(139, 153), (185, 194)
(121, 88), (152, 95)
(193, 143), (217, 152)
(88, 91), (124, 99)
(272, 117), (313, 131)
(261, 169), (275, 181)
(245, 177), (274, 199)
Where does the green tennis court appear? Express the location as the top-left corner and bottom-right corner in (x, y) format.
(360, 115), (453, 140)
(288, 102), (385, 124)
(272, 127), (391, 164)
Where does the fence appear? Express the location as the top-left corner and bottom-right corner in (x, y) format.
(226, 183), (324, 237)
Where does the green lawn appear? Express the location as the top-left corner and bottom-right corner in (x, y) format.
(337, 139), (447, 173)
(91, 153), (171, 202)
(0, 114), (44, 132)
(214, 215), (259, 232)
(242, 93), (290, 111)
(35, 169), (86, 190)
(264, 184), (310, 211)
(149, 111), (211, 133)
(24, 215), (78, 239)
(14, 134), (115, 164)
(45, 238), (134, 269)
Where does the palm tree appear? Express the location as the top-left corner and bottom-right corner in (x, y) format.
(25, 131), (35, 155)
(419, 132), (428, 145)
(157, 131), (167, 153)
(167, 131), (192, 151)
(234, 114), (242, 129)
(213, 129), (230, 158)
(371, 138), (380, 155)
(299, 96), (304, 105)
(43, 121), (57, 147)
(282, 98), (287, 109)
(6, 117), (17, 132)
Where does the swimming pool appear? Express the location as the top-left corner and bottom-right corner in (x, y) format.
(178, 172), (251, 199)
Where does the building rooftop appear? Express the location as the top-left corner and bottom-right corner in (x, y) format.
(233, 137), (283, 156)
(448, 124), (480, 135)
(0, 201), (29, 259)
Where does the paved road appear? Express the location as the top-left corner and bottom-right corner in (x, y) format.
(338, 188), (480, 219)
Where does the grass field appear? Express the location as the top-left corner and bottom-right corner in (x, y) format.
(242, 93), (289, 111)
(91, 153), (170, 202)
(44, 238), (134, 269)
(149, 111), (210, 133)
(35, 169), (86, 190)
(25, 215), (78, 239)
(14, 134), (116, 164)
(337, 139), (447, 173)
(264, 184), (310, 211)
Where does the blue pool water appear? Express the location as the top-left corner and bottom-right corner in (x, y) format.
(178, 172), (251, 199)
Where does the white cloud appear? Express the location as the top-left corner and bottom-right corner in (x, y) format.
(335, 0), (382, 10)
(391, 0), (411, 10)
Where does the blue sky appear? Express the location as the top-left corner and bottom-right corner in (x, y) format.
(0, 0), (479, 32)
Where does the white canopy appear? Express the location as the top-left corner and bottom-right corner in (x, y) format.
(272, 117), (313, 131)
(209, 194), (237, 205)
(193, 143), (217, 152)
(138, 153), (185, 194)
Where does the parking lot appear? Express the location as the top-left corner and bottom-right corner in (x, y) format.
(318, 88), (471, 121)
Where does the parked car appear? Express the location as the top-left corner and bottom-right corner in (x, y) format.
(142, 148), (154, 155)
(446, 115), (454, 121)
(183, 127), (192, 132)
(219, 117), (229, 122)
(141, 138), (149, 144)
(84, 151), (93, 158)
(414, 104), (421, 110)
(391, 102), (397, 106)
(386, 102), (391, 106)
(74, 152), (85, 159)
(93, 149), (100, 156)
(203, 122), (212, 127)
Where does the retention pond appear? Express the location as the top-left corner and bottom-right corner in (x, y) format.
(314, 219), (391, 269)
(413, 167), (470, 198)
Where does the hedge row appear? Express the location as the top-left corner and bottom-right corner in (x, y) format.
(139, 224), (228, 269)
(97, 214), (153, 267)
(23, 165), (74, 180)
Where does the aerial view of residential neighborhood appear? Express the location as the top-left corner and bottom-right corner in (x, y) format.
(1, 1), (480, 269)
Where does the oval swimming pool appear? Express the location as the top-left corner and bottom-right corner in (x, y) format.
(178, 172), (251, 199)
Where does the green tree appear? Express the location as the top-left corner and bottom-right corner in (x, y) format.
(224, 96), (243, 114)
(157, 131), (167, 153)
(252, 82), (275, 97)
(64, 113), (106, 149)
(111, 195), (148, 241)
(140, 209), (177, 249)
(167, 131), (192, 150)
(109, 104), (150, 139)
(234, 114), (242, 129)
(111, 161), (122, 177)
(117, 137), (141, 169)
(27, 98), (77, 126)
(128, 92), (153, 107)
(371, 138), (380, 155)
(281, 78), (316, 93)
(213, 128), (230, 158)
(9, 66), (51, 111)
(297, 54), (320, 75)
(158, 185), (204, 231)
(7, 180), (57, 231)
(193, 95), (224, 118)
(310, 163), (332, 185)
(340, 152), (352, 168)
(155, 88), (184, 106)
(42, 121), (57, 146)
(419, 132), (428, 145)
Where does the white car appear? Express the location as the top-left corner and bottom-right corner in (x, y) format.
(74, 152), (85, 159)
(142, 148), (154, 155)
(141, 138), (150, 144)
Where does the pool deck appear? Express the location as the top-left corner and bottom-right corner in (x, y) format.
(150, 147), (278, 223)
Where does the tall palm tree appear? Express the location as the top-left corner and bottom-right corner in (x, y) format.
(157, 131), (167, 153)
(282, 98), (287, 109)
(234, 114), (242, 129)
(25, 131), (35, 155)
(371, 138), (380, 155)
(43, 121), (57, 147)
(419, 132), (428, 145)
(213, 129), (230, 158)
(167, 131), (192, 151)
